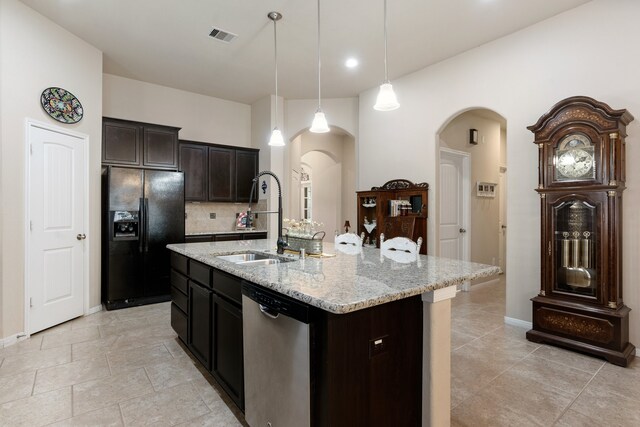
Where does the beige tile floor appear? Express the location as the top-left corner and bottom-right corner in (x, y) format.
(0, 278), (638, 426)
(0, 302), (245, 426)
(451, 276), (640, 426)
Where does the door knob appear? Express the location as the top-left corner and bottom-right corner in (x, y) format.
(501, 225), (507, 229)
(76, 234), (86, 240)
(459, 228), (467, 233)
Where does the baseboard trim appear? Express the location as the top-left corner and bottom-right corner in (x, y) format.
(0, 332), (28, 348)
(504, 316), (532, 329)
(87, 304), (103, 315)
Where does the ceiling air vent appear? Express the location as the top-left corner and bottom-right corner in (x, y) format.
(209, 28), (237, 43)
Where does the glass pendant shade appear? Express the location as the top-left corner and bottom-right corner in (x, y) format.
(268, 128), (285, 146)
(374, 0), (399, 112)
(310, 110), (330, 133)
(268, 11), (285, 146)
(309, 0), (330, 133)
(374, 82), (400, 111)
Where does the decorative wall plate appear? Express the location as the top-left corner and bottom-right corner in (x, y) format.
(40, 87), (83, 124)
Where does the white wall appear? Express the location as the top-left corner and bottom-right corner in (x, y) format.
(251, 95), (285, 238)
(103, 74), (251, 147)
(0, 0), (103, 339)
(341, 134), (357, 231)
(358, 0), (640, 346)
(301, 150), (341, 234)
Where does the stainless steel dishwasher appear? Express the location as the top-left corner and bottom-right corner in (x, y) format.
(242, 281), (314, 427)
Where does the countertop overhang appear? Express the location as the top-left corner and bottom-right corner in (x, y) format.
(167, 239), (501, 314)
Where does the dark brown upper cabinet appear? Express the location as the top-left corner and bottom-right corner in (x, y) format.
(208, 147), (235, 202)
(102, 117), (180, 170)
(179, 143), (208, 201)
(235, 149), (259, 202)
(179, 140), (259, 203)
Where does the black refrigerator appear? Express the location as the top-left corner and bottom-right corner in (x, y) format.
(102, 166), (184, 310)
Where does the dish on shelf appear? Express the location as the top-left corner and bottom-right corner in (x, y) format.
(361, 203), (376, 208)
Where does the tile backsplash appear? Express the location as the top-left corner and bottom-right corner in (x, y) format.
(185, 201), (267, 234)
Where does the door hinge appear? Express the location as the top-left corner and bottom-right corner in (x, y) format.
(30, 297), (33, 308)
(30, 144), (33, 155)
(30, 220), (33, 231)
(548, 241), (552, 256)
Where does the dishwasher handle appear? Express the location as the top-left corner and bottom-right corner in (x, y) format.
(259, 304), (280, 319)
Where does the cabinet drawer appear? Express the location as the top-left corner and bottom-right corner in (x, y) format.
(214, 233), (242, 242)
(171, 252), (188, 275)
(212, 269), (242, 305)
(185, 235), (213, 243)
(243, 232), (267, 240)
(171, 286), (188, 313)
(170, 269), (188, 294)
(171, 303), (187, 343)
(190, 260), (212, 288)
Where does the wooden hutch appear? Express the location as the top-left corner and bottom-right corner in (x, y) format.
(356, 179), (428, 254)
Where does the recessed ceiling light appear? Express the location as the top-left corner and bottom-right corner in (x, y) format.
(345, 58), (358, 68)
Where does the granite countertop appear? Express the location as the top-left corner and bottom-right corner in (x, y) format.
(185, 229), (267, 236)
(167, 239), (501, 314)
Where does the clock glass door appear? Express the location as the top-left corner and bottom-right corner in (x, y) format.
(552, 199), (598, 299)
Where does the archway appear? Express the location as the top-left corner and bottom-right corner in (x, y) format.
(436, 108), (507, 278)
(287, 127), (356, 237)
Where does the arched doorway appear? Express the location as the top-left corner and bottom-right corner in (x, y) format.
(437, 108), (507, 279)
(287, 127), (356, 236)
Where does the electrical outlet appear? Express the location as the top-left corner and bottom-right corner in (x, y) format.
(209, 213), (216, 219)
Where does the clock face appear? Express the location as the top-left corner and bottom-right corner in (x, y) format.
(554, 134), (595, 181)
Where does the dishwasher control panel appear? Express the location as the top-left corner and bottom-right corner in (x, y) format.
(242, 281), (315, 324)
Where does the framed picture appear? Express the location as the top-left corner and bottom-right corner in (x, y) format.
(476, 181), (497, 198)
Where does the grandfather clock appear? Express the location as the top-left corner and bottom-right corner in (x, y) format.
(526, 96), (635, 367)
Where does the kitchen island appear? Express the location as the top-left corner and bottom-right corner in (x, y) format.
(167, 239), (500, 426)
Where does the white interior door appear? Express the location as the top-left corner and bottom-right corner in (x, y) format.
(498, 169), (507, 273)
(27, 121), (87, 334)
(439, 149), (469, 261)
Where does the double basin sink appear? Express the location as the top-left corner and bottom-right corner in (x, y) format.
(216, 252), (286, 266)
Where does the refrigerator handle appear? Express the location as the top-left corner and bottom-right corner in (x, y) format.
(144, 198), (149, 252)
(138, 198), (145, 253)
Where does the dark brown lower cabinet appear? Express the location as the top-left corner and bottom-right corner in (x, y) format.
(312, 295), (423, 426)
(184, 235), (212, 243)
(188, 280), (212, 371)
(212, 294), (244, 409)
(171, 255), (245, 411)
(170, 252), (422, 422)
(170, 303), (187, 343)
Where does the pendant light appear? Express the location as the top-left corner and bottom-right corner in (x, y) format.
(309, 0), (330, 133)
(373, 0), (400, 111)
(268, 11), (285, 146)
